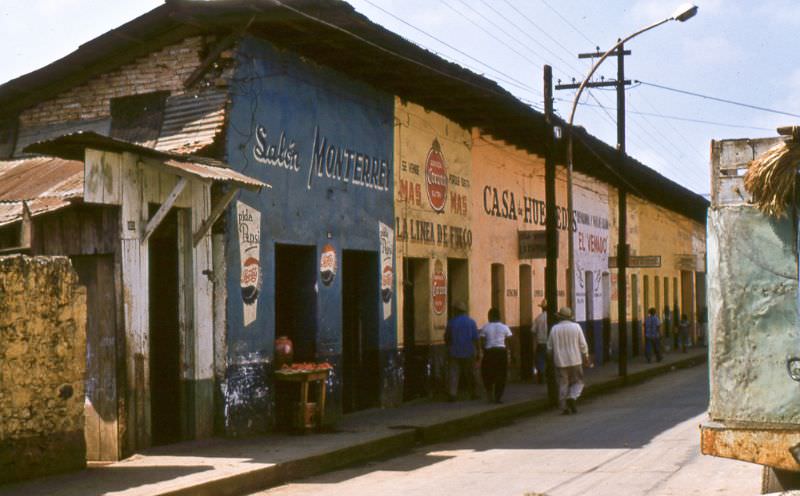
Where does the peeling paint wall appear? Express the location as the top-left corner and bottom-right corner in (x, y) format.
(224, 37), (396, 433)
(394, 100), (471, 393)
(0, 255), (87, 483)
(609, 195), (706, 354)
(708, 206), (799, 423)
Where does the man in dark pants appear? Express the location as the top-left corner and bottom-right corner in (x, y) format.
(480, 307), (512, 403)
(445, 301), (480, 401)
(644, 307), (663, 363)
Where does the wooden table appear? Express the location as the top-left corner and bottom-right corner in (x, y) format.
(274, 369), (329, 431)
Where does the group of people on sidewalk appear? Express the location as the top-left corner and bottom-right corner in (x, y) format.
(445, 301), (590, 415)
(445, 299), (703, 415)
(644, 307), (693, 363)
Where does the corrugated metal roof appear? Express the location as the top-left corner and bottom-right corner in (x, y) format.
(155, 91), (228, 154)
(14, 118), (111, 157)
(0, 198), (73, 227)
(0, 156), (84, 226)
(0, 157), (83, 201)
(24, 131), (267, 191)
(163, 159), (265, 189)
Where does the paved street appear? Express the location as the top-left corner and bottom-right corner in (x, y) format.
(252, 366), (760, 496)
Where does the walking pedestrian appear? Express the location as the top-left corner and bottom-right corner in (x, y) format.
(480, 308), (512, 404)
(444, 300), (480, 401)
(547, 307), (589, 415)
(678, 313), (690, 353)
(698, 306), (708, 346)
(532, 299), (549, 384)
(644, 307), (663, 363)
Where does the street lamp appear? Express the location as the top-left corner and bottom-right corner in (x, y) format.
(564, 3), (697, 375)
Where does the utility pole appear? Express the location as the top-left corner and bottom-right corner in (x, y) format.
(615, 41), (629, 378)
(555, 46), (632, 378)
(543, 65), (558, 405)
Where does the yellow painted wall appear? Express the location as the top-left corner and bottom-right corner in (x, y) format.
(470, 131), (575, 330)
(607, 191), (706, 340)
(394, 99), (472, 347)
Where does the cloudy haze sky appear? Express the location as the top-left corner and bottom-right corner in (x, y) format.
(3, 0), (798, 195)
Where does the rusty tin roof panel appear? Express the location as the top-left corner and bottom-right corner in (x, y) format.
(24, 131), (267, 191)
(0, 157), (84, 201)
(0, 197), (74, 227)
(163, 159), (266, 190)
(155, 91), (228, 154)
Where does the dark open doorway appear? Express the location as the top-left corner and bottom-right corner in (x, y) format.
(519, 264), (532, 381)
(274, 244), (317, 429)
(275, 244), (318, 362)
(447, 258), (468, 320)
(491, 263), (505, 321)
(148, 206), (181, 446)
(342, 250), (380, 413)
(403, 257), (429, 401)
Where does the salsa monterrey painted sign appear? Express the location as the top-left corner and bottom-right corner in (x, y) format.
(253, 125), (391, 191)
(225, 35), (395, 351)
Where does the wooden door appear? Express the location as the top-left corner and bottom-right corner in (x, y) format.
(72, 255), (119, 461)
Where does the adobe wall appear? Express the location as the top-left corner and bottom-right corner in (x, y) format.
(0, 255), (87, 484)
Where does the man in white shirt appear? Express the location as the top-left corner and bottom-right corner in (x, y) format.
(532, 299), (549, 384)
(480, 308), (513, 404)
(547, 307), (589, 415)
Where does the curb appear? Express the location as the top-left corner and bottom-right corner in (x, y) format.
(157, 353), (709, 496)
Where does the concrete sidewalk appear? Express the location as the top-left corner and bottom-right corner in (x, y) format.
(0, 348), (707, 496)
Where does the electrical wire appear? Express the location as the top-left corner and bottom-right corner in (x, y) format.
(636, 80), (800, 119)
(539, 0), (596, 47)
(265, 0), (543, 108)
(555, 97), (774, 131)
(357, 0), (544, 100)
(438, 0), (544, 69)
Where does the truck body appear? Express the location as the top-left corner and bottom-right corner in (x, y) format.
(703, 134), (800, 489)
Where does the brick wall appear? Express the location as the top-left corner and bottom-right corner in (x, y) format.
(19, 36), (209, 128)
(0, 255), (87, 484)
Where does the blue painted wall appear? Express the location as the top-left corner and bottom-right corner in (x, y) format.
(223, 37), (396, 435)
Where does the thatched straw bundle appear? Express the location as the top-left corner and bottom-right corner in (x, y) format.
(743, 139), (800, 218)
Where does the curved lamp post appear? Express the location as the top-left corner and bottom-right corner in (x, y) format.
(564, 3), (697, 374)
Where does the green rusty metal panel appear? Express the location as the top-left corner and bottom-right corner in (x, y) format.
(708, 206), (800, 424)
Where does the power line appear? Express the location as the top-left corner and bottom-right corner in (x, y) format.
(357, 0), (543, 99)
(539, 0), (595, 47)
(555, 97), (773, 131)
(637, 80), (800, 119)
(439, 0), (544, 69)
(479, 0), (585, 78)
(265, 0), (546, 110)
(633, 92), (708, 159)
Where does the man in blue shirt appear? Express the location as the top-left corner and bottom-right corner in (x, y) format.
(445, 301), (480, 401)
(644, 307), (663, 363)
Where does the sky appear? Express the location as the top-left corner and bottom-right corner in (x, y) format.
(2, 1), (799, 196)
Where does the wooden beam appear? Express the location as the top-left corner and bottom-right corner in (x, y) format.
(20, 200), (31, 248)
(183, 17), (255, 88)
(141, 177), (188, 244)
(193, 187), (237, 247)
(0, 201), (33, 254)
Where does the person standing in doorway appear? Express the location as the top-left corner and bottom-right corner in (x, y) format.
(532, 299), (549, 384)
(678, 313), (691, 353)
(444, 301), (480, 402)
(547, 307), (589, 415)
(480, 307), (512, 404)
(644, 307), (663, 363)
(698, 306), (708, 346)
